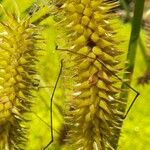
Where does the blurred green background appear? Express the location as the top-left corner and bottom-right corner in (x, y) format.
(0, 0), (149, 150)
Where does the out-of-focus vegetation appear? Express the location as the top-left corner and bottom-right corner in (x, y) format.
(0, 0), (149, 150)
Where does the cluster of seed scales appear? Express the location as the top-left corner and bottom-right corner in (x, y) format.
(60, 0), (126, 149)
(0, 14), (40, 150)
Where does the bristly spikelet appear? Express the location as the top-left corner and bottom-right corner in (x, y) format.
(0, 11), (41, 149)
(57, 0), (125, 149)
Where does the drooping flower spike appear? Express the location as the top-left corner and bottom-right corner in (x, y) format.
(0, 5), (42, 149)
(56, 0), (128, 149)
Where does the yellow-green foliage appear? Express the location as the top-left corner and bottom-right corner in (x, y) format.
(0, 10), (41, 149)
(57, 0), (125, 149)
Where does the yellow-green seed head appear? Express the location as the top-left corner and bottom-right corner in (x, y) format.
(57, 0), (124, 149)
(0, 12), (41, 149)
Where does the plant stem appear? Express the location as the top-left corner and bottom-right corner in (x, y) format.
(112, 0), (145, 149)
(123, 0), (145, 88)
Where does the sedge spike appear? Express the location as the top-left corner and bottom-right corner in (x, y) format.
(0, 10), (41, 150)
(57, 0), (126, 149)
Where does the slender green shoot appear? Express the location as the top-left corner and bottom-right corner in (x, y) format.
(113, 0), (145, 149)
(123, 0), (145, 89)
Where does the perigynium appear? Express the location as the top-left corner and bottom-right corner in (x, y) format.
(57, 0), (126, 149)
(0, 8), (42, 150)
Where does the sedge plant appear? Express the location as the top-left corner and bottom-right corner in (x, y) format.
(0, 0), (146, 150)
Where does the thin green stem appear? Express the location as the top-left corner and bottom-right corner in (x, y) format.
(123, 0), (145, 87)
(111, 0), (145, 149)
